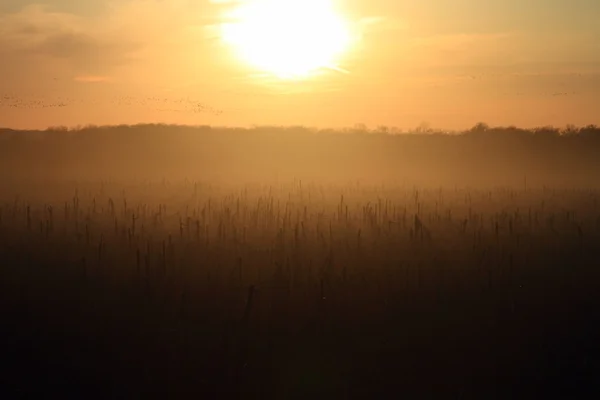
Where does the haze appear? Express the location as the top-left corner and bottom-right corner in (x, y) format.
(1, 0), (599, 130)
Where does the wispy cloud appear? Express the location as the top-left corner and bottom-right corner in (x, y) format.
(356, 16), (408, 32)
(74, 75), (112, 83)
(0, 1), (227, 94)
(0, 4), (142, 74)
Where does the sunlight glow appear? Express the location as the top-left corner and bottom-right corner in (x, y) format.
(220, 0), (353, 79)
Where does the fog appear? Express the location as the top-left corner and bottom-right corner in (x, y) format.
(1, 124), (599, 189)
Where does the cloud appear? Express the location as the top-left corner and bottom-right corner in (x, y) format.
(410, 32), (513, 52)
(405, 32), (519, 68)
(357, 16), (408, 32)
(36, 31), (103, 58)
(0, 4), (142, 74)
(74, 75), (112, 83)
(35, 31), (141, 72)
(0, 0), (232, 95)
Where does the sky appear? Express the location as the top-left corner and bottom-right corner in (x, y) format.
(1, 0), (599, 130)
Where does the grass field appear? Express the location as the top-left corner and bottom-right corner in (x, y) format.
(1, 125), (600, 398)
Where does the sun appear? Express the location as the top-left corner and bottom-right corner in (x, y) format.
(220, 0), (353, 79)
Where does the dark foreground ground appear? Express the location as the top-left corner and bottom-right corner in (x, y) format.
(2, 253), (599, 399)
(1, 183), (600, 399)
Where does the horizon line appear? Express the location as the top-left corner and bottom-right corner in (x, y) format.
(1, 122), (599, 135)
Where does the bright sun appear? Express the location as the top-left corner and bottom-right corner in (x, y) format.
(220, 0), (353, 79)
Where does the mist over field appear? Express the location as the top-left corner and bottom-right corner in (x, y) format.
(1, 123), (600, 187)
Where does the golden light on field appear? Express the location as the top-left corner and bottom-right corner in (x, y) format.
(220, 0), (352, 79)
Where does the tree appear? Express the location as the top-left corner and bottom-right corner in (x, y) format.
(470, 122), (489, 133)
(562, 124), (579, 136)
(533, 126), (560, 138)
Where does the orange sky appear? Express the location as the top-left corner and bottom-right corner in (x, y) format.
(1, 0), (599, 130)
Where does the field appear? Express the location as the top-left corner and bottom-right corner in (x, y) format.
(1, 125), (600, 398)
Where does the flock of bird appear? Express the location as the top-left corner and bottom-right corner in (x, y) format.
(0, 94), (69, 109)
(0, 93), (223, 116)
(107, 95), (223, 115)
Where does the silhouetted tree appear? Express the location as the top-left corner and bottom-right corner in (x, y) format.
(562, 124), (579, 136)
(470, 122), (489, 133)
(534, 126), (560, 138)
